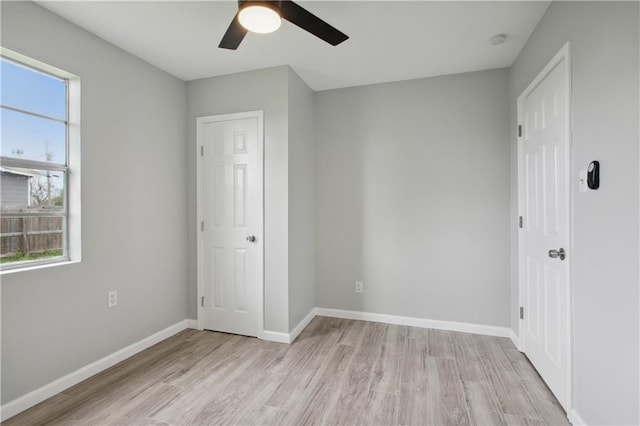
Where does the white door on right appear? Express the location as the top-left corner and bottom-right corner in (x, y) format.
(519, 50), (571, 410)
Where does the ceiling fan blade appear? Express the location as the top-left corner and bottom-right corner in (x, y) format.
(278, 1), (348, 46)
(219, 12), (248, 50)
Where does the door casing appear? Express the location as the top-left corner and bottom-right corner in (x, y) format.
(196, 110), (265, 339)
(517, 42), (573, 412)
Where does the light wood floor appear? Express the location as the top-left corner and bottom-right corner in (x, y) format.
(4, 316), (569, 425)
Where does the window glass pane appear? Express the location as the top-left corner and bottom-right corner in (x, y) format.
(1, 108), (66, 164)
(1, 168), (65, 212)
(0, 216), (65, 264)
(1, 58), (66, 120)
(1, 168), (65, 264)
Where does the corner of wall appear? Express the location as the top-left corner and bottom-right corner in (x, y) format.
(286, 67), (316, 329)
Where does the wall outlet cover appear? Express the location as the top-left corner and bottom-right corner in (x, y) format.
(355, 281), (363, 293)
(108, 290), (118, 307)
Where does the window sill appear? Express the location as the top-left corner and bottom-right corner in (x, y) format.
(0, 258), (81, 275)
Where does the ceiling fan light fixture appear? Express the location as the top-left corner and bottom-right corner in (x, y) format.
(238, 5), (282, 34)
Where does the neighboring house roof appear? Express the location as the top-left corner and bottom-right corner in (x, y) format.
(0, 167), (36, 178)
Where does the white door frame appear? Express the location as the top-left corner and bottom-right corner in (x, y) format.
(196, 110), (265, 339)
(517, 42), (572, 411)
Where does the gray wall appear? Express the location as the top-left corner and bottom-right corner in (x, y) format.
(287, 68), (316, 329)
(1, 1), (188, 404)
(315, 69), (511, 327)
(187, 67), (291, 333)
(509, 2), (639, 424)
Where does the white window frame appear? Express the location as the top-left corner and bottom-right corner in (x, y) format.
(0, 47), (81, 273)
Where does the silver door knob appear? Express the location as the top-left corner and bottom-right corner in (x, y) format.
(548, 248), (566, 260)
(246, 235), (257, 243)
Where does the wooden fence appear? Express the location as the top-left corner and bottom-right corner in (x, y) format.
(0, 216), (63, 257)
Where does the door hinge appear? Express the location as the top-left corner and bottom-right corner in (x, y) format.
(518, 125), (523, 138)
(201, 221), (204, 231)
(200, 145), (204, 156)
(519, 216), (523, 229)
(201, 296), (205, 307)
(520, 306), (524, 320)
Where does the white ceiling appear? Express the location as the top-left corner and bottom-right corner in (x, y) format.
(38, 1), (550, 91)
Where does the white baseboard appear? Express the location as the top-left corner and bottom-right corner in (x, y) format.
(261, 330), (291, 344)
(184, 319), (198, 329)
(289, 309), (317, 343)
(568, 409), (587, 426)
(261, 308), (317, 344)
(0, 319), (192, 422)
(315, 308), (512, 338)
(509, 330), (520, 350)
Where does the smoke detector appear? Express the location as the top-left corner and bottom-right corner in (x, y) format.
(489, 34), (507, 46)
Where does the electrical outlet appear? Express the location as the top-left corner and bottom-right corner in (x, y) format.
(108, 290), (118, 307)
(355, 281), (363, 294)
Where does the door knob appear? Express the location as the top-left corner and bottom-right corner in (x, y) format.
(548, 248), (566, 261)
(246, 235), (257, 243)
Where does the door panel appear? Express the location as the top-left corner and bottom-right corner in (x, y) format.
(519, 57), (570, 410)
(199, 115), (261, 337)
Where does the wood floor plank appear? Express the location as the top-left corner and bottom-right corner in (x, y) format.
(497, 336), (568, 425)
(151, 338), (264, 424)
(474, 334), (521, 383)
(428, 329), (454, 359)
(61, 333), (190, 399)
(336, 318), (367, 347)
(96, 383), (183, 425)
(399, 338), (428, 395)
(370, 324), (405, 394)
(432, 357), (471, 425)
(352, 321), (387, 366)
(450, 331), (486, 383)
(395, 390), (430, 426)
(264, 325), (343, 411)
(406, 324), (429, 341)
(4, 317), (570, 426)
(504, 413), (547, 426)
(286, 344), (355, 425)
(521, 378), (570, 425)
(360, 390), (397, 425)
(323, 359), (372, 425)
(2, 393), (74, 426)
(237, 405), (289, 425)
(463, 380), (507, 426)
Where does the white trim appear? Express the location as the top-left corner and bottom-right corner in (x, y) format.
(289, 308), (317, 343)
(196, 111), (265, 339)
(517, 42), (573, 413)
(315, 308), (512, 338)
(0, 259), (81, 276)
(184, 319), (198, 329)
(261, 331), (291, 344)
(0, 320), (191, 422)
(260, 308), (316, 344)
(509, 329), (520, 350)
(568, 410), (587, 426)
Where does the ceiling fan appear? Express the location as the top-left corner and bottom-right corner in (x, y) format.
(219, 0), (349, 50)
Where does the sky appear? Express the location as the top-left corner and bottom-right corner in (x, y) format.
(1, 58), (67, 165)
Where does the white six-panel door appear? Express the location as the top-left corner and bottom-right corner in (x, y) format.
(518, 44), (571, 411)
(197, 112), (263, 337)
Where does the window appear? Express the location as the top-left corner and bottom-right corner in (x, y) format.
(1, 49), (80, 271)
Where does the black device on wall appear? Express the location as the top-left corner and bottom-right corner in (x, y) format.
(587, 161), (600, 190)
